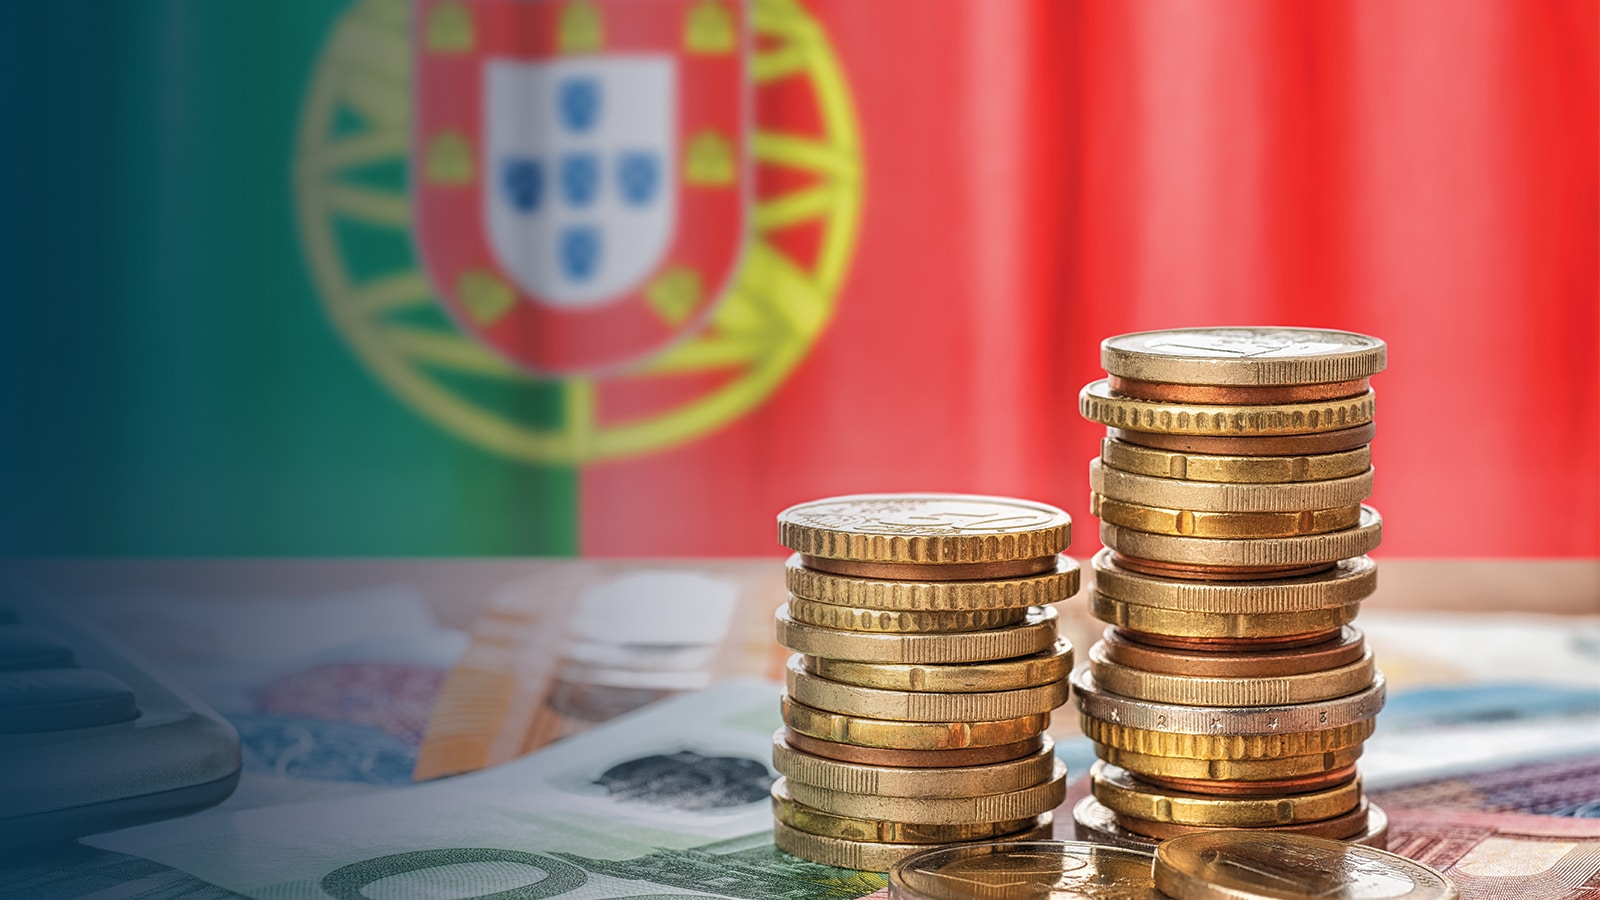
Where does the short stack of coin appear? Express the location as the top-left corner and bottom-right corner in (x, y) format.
(1072, 327), (1390, 849)
(770, 494), (1081, 870)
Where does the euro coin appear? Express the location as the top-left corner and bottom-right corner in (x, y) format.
(1135, 763), (1359, 797)
(1106, 424), (1375, 457)
(1099, 626), (1366, 678)
(1088, 641), (1376, 706)
(1080, 717), (1376, 761)
(1099, 506), (1382, 568)
(787, 655), (1069, 722)
(804, 640), (1073, 693)
(786, 596), (1029, 633)
(1090, 761), (1362, 827)
(770, 779), (1041, 844)
(1080, 380), (1375, 436)
(1091, 494), (1364, 539)
(1073, 669), (1387, 735)
(783, 728), (1045, 767)
(1107, 377), (1369, 404)
(1076, 797), (1391, 853)
(1153, 829), (1450, 900)
(773, 817), (1053, 872)
(1114, 798), (1370, 841)
(773, 730), (1058, 798)
(777, 604), (1059, 664)
(1090, 592), (1360, 639)
(1090, 459), (1374, 511)
(1099, 438), (1371, 484)
(1096, 743), (1363, 782)
(778, 494), (1071, 568)
(787, 553), (1080, 612)
(1099, 328), (1387, 386)
(783, 695), (1049, 750)
(784, 760), (1067, 823)
(890, 840), (1162, 900)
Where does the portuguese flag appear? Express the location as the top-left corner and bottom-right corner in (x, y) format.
(1, 0), (1593, 557)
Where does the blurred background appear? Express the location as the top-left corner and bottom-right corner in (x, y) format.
(0, 0), (1593, 558)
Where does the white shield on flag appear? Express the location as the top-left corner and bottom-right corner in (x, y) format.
(483, 58), (677, 309)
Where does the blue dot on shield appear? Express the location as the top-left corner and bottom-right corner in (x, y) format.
(560, 153), (601, 208)
(558, 78), (602, 133)
(501, 157), (542, 213)
(616, 151), (661, 208)
(560, 227), (602, 282)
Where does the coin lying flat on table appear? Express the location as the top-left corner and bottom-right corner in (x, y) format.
(1099, 506), (1382, 568)
(1107, 424), (1376, 457)
(1090, 592), (1360, 639)
(1090, 761), (1362, 827)
(770, 779), (1041, 844)
(1091, 495), (1364, 540)
(784, 760), (1067, 823)
(1080, 380), (1376, 437)
(1088, 640), (1377, 706)
(778, 494), (1072, 570)
(773, 730), (1059, 798)
(1095, 743), (1364, 782)
(787, 656), (1070, 722)
(1090, 460), (1375, 512)
(890, 840), (1164, 900)
(786, 596), (1030, 633)
(782, 728), (1046, 768)
(1099, 327), (1388, 386)
(786, 553), (1080, 611)
(1153, 829), (1450, 900)
(773, 817), (1053, 872)
(1099, 439), (1372, 485)
(805, 640), (1073, 693)
(777, 604), (1060, 664)
(783, 696), (1049, 750)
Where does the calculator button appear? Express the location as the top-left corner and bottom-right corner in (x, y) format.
(0, 626), (76, 671)
(0, 669), (139, 733)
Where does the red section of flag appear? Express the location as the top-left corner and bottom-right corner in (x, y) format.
(582, 0), (1599, 557)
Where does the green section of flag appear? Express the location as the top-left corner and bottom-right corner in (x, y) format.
(0, 1), (578, 555)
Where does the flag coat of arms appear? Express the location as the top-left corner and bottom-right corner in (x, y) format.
(413, 0), (747, 374)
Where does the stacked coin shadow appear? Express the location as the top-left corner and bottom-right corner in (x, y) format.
(1071, 327), (1391, 850)
(769, 494), (1082, 871)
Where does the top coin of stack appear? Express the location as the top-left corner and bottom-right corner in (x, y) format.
(1074, 327), (1390, 849)
(771, 494), (1081, 871)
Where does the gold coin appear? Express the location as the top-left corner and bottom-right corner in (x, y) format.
(787, 656), (1069, 722)
(1074, 797), (1393, 855)
(1099, 328), (1387, 386)
(1091, 592), (1359, 639)
(1096, 744), (1363, 782)
(786, 553), (1080, 612)
(1079, 380), (1375, 436)
(771, 779), (1041, 844)
(1074, 669), (1386, 735)
(804, 640), (1073, 693)
(778, 494), (1072, 565)
(776, 604), (1059, 664)
(772, 816), (1053, 872)
(1153, 830), (1453, 900)
(783, 695), (1048, 750)
(772, 731), (1058, 797)
(1091, 761), (1362, 827)
(784, 760), (1067, 824)
(1092, 550), (1376, 614)
(890, 839), (1161, 900)
(1099, 506), (1382, 568)
(784, 729), (1045, 767)
(1091, 494), (1363, 539)
(1090, 460), (1375, 512)
(1089, 642), (1376, 706)
(1079, 717), (1377, 760)
(786, 596), (1029, 633)
(1100, 439), (1371, 485)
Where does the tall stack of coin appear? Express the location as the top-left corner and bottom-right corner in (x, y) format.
(770, 494), (1080, 871)
(1072, 328), (1390, 849)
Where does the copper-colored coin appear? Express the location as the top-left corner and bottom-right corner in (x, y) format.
(1109, 376), (1370, 405)
(1115, 797), (1372, 841)
(1080, 380), (1375, 436)
(1101, 627), (1366, 678)
(1106, 424), (1375, 457)
(1091, 592), (1359, 640)
(781, 729), (1046, 768)
(1091, 761), (1363, 827)
(1088, 640), (1376, 707)
(801, 556), (1059, 581)
(1109, 554), (1335, 582)
(1112, 629), (1345, 653)
(1135, 763), (1359, 797)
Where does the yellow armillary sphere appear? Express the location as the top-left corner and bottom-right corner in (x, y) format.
(295, 0), (862, 464)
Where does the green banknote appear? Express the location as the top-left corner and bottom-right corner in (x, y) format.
(88, 680), (884, 899)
